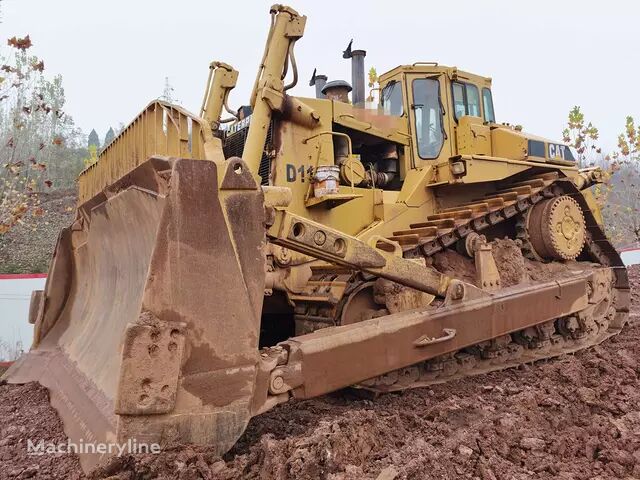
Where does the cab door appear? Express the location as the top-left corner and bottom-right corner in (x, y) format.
(404, 74), (454, 166)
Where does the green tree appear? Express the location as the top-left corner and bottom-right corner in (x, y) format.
(366, 67), (378, 102)
(83, 144), (98, 167)
(561, 107), (629, 245)
(562, 107), (610, 206)
(614, 116), (640, 161)
(562, 106), (603, 168)
(88, 128), (100, 148)
(103, 126), (115, 147)
(564, 109), (640, 247)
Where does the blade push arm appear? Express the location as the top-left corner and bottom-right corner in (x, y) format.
(266, 206), (452, 298)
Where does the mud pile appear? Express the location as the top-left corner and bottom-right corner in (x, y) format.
(432, 238), (590, 288)
(1, 264), (638, 480)
(0, 382), (83, 479)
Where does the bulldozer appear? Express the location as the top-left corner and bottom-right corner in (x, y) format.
(3, 4), (629, 471)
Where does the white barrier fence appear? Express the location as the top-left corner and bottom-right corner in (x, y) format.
(0, 274), (46, 361)
(621, 249), (640, 266)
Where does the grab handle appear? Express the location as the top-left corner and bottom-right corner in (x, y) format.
(413, 328), (457, 347)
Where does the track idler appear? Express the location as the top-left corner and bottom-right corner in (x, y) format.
(525, 195), (586, 261)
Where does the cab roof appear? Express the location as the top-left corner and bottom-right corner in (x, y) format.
(379, 63), (492, 88)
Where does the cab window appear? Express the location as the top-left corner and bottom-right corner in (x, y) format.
(482, 88), (495, 123)
(412, 78), (444, 159)
(467, 85), (480, 116)
(380, 80), (403, 116)
(452, 83), (465, 118)
(452, 82), (480, 120)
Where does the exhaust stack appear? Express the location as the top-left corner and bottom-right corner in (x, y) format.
(309, 68), (328, 99)
(343, 39), (366, 107)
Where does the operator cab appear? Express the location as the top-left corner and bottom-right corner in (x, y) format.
(379, 64), (495, 166)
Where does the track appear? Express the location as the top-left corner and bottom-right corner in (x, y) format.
(359, 265), (623, 393)
(292, 173), (630, 393)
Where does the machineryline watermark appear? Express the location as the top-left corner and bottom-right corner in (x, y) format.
(27, 438), (161, 456)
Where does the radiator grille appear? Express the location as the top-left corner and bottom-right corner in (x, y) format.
(223, 117), (274, 186)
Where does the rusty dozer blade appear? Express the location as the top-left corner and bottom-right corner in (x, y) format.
(2, 157), (266, 471)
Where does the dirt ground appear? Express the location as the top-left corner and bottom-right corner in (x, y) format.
(0, 382), (83, 479)
(1, 264), (638, 480)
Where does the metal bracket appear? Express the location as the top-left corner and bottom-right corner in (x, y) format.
(115, 316), (186, 415)
(261, 86), (285, 112)
(474, 238), (501, 291)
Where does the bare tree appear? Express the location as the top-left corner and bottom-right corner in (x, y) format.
(562, 106), (605, 168)
(0, 35), (84, 234)
(0, 338), (23, 361)
(606, 117), (640, 247)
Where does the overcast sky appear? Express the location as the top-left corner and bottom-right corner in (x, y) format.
(1, 0), (637, 153)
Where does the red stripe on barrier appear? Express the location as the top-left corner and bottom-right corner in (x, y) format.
(0, 273), (47, 280)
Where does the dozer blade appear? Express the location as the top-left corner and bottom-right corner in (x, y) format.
(2, 157), (266, 471)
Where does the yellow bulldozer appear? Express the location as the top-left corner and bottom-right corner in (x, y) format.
(3, 4), (629, 471)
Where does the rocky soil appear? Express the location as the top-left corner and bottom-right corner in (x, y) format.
(0, 265), (638, 480)
(0, 383), (83, 479)
(0, 188), (76, 274)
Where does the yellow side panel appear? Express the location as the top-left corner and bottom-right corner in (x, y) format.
(457, 116), (491, 156)
(491, 127), (527, 160)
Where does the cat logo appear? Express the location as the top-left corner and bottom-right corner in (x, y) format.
(548, 143), (566, 160)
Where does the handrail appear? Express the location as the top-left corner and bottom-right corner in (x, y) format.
(78, 100), (209, 204)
